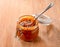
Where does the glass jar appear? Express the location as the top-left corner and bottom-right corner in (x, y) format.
(16, 15), (39, 42)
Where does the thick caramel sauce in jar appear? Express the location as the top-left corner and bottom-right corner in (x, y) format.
(16, 15), (39, 41)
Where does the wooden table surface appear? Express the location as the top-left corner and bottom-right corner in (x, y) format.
(0, 0), (60, 47)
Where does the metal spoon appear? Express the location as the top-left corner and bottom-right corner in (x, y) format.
(31, 3), (53, 24)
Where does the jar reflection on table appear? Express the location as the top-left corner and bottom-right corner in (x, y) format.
(16, 15), (39, 42)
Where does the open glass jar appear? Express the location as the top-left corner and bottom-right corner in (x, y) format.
(16, 15), (39, 41)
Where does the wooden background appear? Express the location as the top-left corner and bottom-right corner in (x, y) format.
(0, 0), (60, 47)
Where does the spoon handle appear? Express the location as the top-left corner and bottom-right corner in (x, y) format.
(35, 2), (54, 20)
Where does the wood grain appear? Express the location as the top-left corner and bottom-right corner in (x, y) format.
(0, 0), (60, 47)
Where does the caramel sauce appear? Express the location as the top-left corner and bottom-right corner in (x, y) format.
(20, 20), (35, 27)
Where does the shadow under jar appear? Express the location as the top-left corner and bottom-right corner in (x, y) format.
(16, 15), (39, 42)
